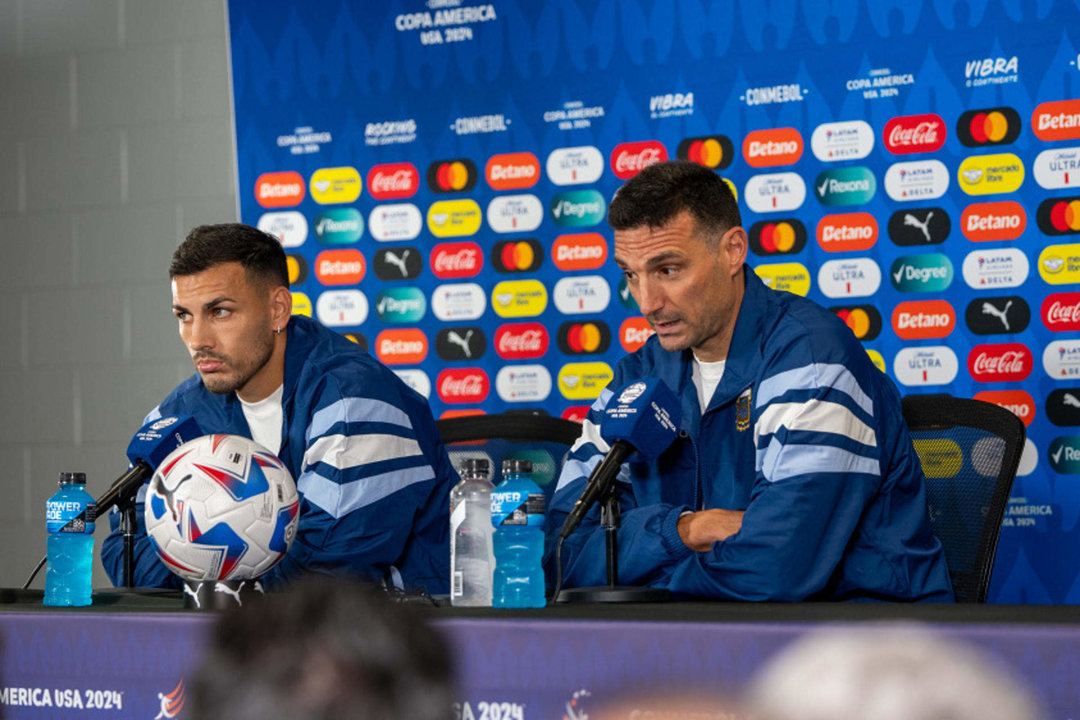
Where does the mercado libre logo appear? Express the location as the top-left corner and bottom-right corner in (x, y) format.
(1037, 196), (1080, 236)
(749, 219), (807, 256)
(310, 166), (362, 205)
(426, 158), (478, 193)
(830, 304), (882, 341)
(956, 107), (1022, 147)
(677, 135), (734, 169)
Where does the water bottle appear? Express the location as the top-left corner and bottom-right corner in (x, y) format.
(491, 459), (546, 608)
(449, 458), (495, 607)
(44, 472), (96, 607)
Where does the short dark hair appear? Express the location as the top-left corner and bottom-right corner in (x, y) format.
(608, 160), (741, 239)
(170, 223), (289, 288)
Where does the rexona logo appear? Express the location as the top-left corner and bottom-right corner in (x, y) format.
(969, 343), (1033, 382)
(431, 283), (486, 321)
(965, 296), (1031, 335)
(957, 153), (1024, 196)
(831, 305), (882, 341)
(1037, 243), (1080, 284)
(546, 146), (604, 185)
(883, 114), (946, 154)
(558, 321), (611, 355)
(314, 249), (365, 286)
(893, 346), (959, 386)
(427, 199), (482, 238)
(430, 241), (482, 279)
(816, 258), (880, 298)
(890, 254), (953, 292)
(487, 194), (543, 233)
(1036, 196), (1080, 236)
(973, 390), (1036, 427)
(963, 249), (1030, 289)
(956, 107), (1021, 147)
(1046, 388), (1080, 427)
(811, 120), (874, 161)
(749, 219), (807, 256)
(314, 209), (363, 244)
(756, 262), (812, 296)
(961, 201), (1025, 241)
(620, 317), (654, 352)
(437, 368), (490, 404)
(367, 162), (419, 200)
(1032, 100), (1080, 142)
(291, 292), (312, 317)
(435, 326), (486, 361)
(558, 362), (614, 400)
(375, 329), (428, 365)
(1044, 340), (1080, 379)
(744, 172), (806, 213)
(888, 208), (950, 246)
(497, 365), (553, 403)
(426, 158), (478, 193)
(742, 127), (803, 167)
(369, 203), (422, 242)
(677, 135), (734, 170)
(286, 254), (307, 285)
(816, 213), (877, 252)
(551, 190), (605, 227)
(310, 166), (362, 205)
(885, 160), (949, 201)
(554, 276), (611, 315)
(1034, 147), (1080, 190)
(315, 290), (368, 327)
(892, 300), (955, 340)
(1043, 292), (1080, 332)
(374, 287), (426, 323)
(813, 167), (875, 206)
(492, 279), (547, 318)
(1047, 437), (1080, 474)
(258, 211), (307, 247)
(485, 152), (540, 190)
(552, 233), (608, 271)
(494, 322), (549, 360)
(491, 239), (543, 273)
(374, 246), (422, 281)
(610, 140), (667, 179)
(255, 171), (305, 208)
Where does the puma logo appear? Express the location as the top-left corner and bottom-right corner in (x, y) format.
(382, 249), (411, 277)
(903, 211), (934, 242)
(1063, 393), (1080, 408)
(981, 300), (1013, 331)
(152, 472), (192, 522)
(446, 329), (474, 358)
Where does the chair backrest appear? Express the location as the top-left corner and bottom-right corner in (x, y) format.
(435, 412), (582, 502)
(901, 394), (1026, 603)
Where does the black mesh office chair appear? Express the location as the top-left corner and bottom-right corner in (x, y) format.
(901, 394), (1026, 603)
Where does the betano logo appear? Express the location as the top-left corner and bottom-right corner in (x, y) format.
(255, 171), (305, 208)
(427, 199), (482, 238)
(485, 152), (540, 190)
(677, 135), (734, 170)
(1036, 196), (1080, 236)
(374, 287), (426, 323)
(492, 280), (547, 317)
(956, 107), (1021, 147)
(749, 219), (807, 256)
(610, 140), (667, 179)
(744, 172), (806, 213)
(375, 329), (428, 365)
(891, 300), (955, 339)
(545, 146), (604, 186)
(557, 321), (611, 355)
(831, 305), (882, 341)
(558, 362), (614, 400)
(755, 262), (811, 296)
(813, 167), (876, 206)
(1034, 146), (1080, 190)
(367, 162), (419, 200)
(550, 190), (605, 227)
(430, 241), (483, 279)
(973, 389), (1036, 426)
(883, 113), (946, 154)
(620, 317), (654, 352)
(492, 239), (543, 273)
(314, 208), (363, 244)
(811, 120), (874, 162)
(291, 292), (312, 317)
(961, 201), (1025, 241)
(816, 213), (878, 252)
(486, 194), (543, 233)
(310, 166), (362, 205)
(957, 153), (1024, 195)
(552, 233), (608, 271)
(426, 158), (478, 193)
(1032, 100), (1080, 142)
(816, 258), (881, 298)
(314, 249), (365, 285)
(890, 254), (954, 292)
(912, 439), (963, 478)
(893, 346), (959, 386)
(1038, 243), (1080, 284)
(742, 128), (803, 168)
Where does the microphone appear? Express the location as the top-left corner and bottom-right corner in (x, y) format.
(560, 379), (682, 539)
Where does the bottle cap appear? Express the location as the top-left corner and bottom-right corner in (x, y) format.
(501, 458), (532, 474)
(460, 458), (490, 475)
(59, 472), (87, 485)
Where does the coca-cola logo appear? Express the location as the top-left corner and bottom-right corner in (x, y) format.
(367, 163), (419, 200)
(967, 343), (1033, 382)
(1043, 292), (1080, 331)
(430, 242), (482, 279)
(883, 114), (946, 154)
(610, 141), (668, 179)
(436, 368), (490, 403)
(494, 323), (549, 360)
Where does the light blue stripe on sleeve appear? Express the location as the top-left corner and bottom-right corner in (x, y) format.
(297, 464), (435, 519)
(758, 437), (880, 483)
(756, 363), (873, 416)
(306, 397), (415, 444)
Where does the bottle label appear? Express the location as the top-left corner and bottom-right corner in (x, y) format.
(449, 502), (466, 597)
(46, 500), (96, 534)
(491, 491), (546, 527)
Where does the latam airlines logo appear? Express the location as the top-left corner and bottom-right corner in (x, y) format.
(890, 254), (953, 293)
(491, 239), (543, 273)
(817, 213), (877, 252)
(817, 259), (880, 298)
(430, 242), (482, 279)
(968, 343), (1033, 382)
(832, 305), (882, 341)
(744, 172), (806, 213)
(742, 128), (803, 167)
(1036, 197), (1080, 236)
(375, 329), (428, 365)
(314, 209), (363, 244)
(1042, 292), (1080, 332)
(965, 296), (1030, 335)
(315, 290), (367, 327)
(620, 317), (654, 352)
(258, 211), (307, 248)
(610, 141), (667, 179)
(1032, 100), (1080, 142)
(497, 365), (553, 403)
(494, 323), (549, 360)
(546, 146), (604, 185)
(314, 249), (365, 286)
(1037, 243), (1080, 284)
(883, 114), (946, 154)
(885, 160), (949, 201)
(487, 195), (543, 233)
(677, 135), (734, 170)
(1044, 340), (1080, 379)
(749, 219), (807, 256)
(374, 287), (426, 323)
(973, 390), (1036, 427)
(310, 166), (362, 205)
(437, 368), (490, 404)
(893, 346), (959, 386)
(255, 171), (305, 208)
(814, 167), (875, 206)
(426, 158), (478, 193)
(431, 283), (486, 321)
(552, 234), (608, 270)
(811, 120), (874, 161)
(369, 204), (422, 242)
(485, 152), (540, 190)
(957, 108), (1021, 147)
(367, 163), (419, 200)
(551, 190), (605, 227)
(963, 249), (1029, 289)
(1046, 388), (1080, 427)
(427, 200), (482, 238)
(957, 154), (1024, 195)
(374, 247), (422, 281)
(892, 300), (955, 340)
(757, 262), (811, 296)
(435, 327), (486, 361)
(553, 276), (611, 314)
(961, 201), (1025, 241)
(888, 208), (950, 246)
(1034, 147), (1080, 189)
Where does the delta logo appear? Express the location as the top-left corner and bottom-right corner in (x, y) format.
(817, 213), (878, 252)
(891, 300), (956, 340)
(491, 279), (548, 318)
(546, 146), (605, 186)
(620, 317), (654, 352)
(757, 262), (812, 296)
(373, 246), (422, 281)
(676, 135), (734, 170)
(831, 305), (882, 341)
(610, 140), (667, 179)
(816, 258), (880, 298)
(435, 326), (486, 361)
(310, 166), (362, 205)
(813, 167), (876, 206)
(961, 201), (1026, 241)
(485, 152), (540, 190)
(811, 120), (874, 162)
(957, 154), (1025, 196)
(890, 254), (953, 292)
(1032, 100), (1080, 142)
(494, 322), (549, 360)
(1044, 340), (1080, 379)
(973, 389), (1036, 427)
(557, 321), (611, 355)
(885, 160), (950, 201)
(437, 368), (490, 404)
(968, 343), (1033, 383)
(552, 233), (608, 271)
(893, 346), (959, 386)
(744, 172), (807, 213)
(742, 128), (803, 168)
(888, 208), (951, 246)
(749, 219), (807, 256)
(491, 239), (543, 273)
(1037, 243), (1080, 284)
(486, 194), (543, 233)
(956, 107), (1021, 147)
(375, 329), (428, 365)
(255, 171), (305, 208)
(1042, 292), (1080, 332)
(367, 162), (419, 200)
(431, 282), (486, 322)
(286, 254), (307, 285)
(962, 249), (1030, 289)
(430, 241), (483, 279)
(558, 362), (614, 400)
(496, 365), (553, 403)
(1034, 146), (1080, 190)
(314, 249), (365, 285)
(965, 296), (1031, 335)
(427, 199), (482, 238)
(883, 114), (946, 154)
(426, 158), (478, 193)
(1036, 196), (1080, 236)
(374, 287), (426, 323)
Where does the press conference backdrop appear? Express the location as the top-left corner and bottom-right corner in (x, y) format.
(225, 0), (1080, 603)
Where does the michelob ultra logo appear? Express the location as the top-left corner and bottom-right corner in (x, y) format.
(1038, 243), (1080, 284)
(492, 239), (543, 273)
(395, 369), (430, 398)
(255, 171), (304, 208)
(755, 262), (811, 296)
(884, 160), (949, 201)
(813, 167), (875, 206)
(677, 135), (734, 170)
(553, 276), (611, 314)
(890, 254), (954, 292)
(831, 305), (882, 341)
(749, 219), (807, 256)
(375, 329), (428, 365)
(310, 166), (362, 205)
(891, 300), (955, 340)
(974, 389), (1036, 426)
(487, 194), (543, 233)
(957, 153), (1024, 195)
(816, 213), (877, 252)
(291, 292), (312, 317)
(1034, 147), (1080, 189)
(888, 208), (950, 246)
(314, 208), (363, 244)
(816, 258), (881, 298)
(960, 201), (1025, 241)
(315, 289), (367, 327)
(558, 362), (614, 400)
(374, 287), (426, 323)
(485, 152), (540, 190)
(426, 158), (478, 193)
(1032, 100), (1080, 142)
(314, 249), (365, 285)
(552, 233), (608, 271)
(369, 203), (422, 242)
(367, 162), (419, 200)
(427, 199), (482, 237)
(893, 346), (959, 386)
(258, 211), (307, 247)
(1047, 437), (1080, 474)
(551, 190), (605, 227)
(557, 321), (611, 355)
(963, 249), (1030, 289)
(546, 146), (604, 185)
(956, 107), (1021, 147)
(496, 365), (553, 403)
(744, 172), (806, 213)
(620, 317), (654, 352)
(1036, 196), (1080, 236)
(742, 127), (803, 168)
(492, 280), (547, 317)
(811, 120), (874, 162)
(286, 254), (307, 285)
(912, 439), (963, 478)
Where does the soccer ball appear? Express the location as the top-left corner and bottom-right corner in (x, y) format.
(144, 434), (300, 582)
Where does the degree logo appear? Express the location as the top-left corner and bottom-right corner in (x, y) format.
(968, 343), (1033, 383)
(1036, 196), (1080, 236)
(811, 120), (874, 162)
(437, 368), (490, 404)
(883, 113), (946, 154)
(1046, 388), (1080, 427)
(314, 208), (363, 244)
(426, 158), (478, 193)
(973, 390), (1036, 427)
(286, 254), (308, 285)
(496, 365), (553, 403)
(1037, 243), (1080, 284)
(888, 208), (950, 246)
(552, 233), (608, 271)
(957, 153), (1024, 196)
(956, 107), (1021, 147)
(1032, 100), (1080, 142)
(367, 162), (419, 200)
(375, 329), (428, 365)
(485, 152), (540, 190)
(744, 172), (806, 213)
(816, 213), (878, 252)
(427, 199), (482, 237)
(314, 249), (365, 286)
(830, 305), (882, 341)
(553, 276), (611, 314)
(494, 322), (549, 360)
(557, 321), (611, 355)
(756, 262), (811, 296)
(813, 167), (876, 206)
(290, 292), (312, 317)
(677, 135), (734, 170)
(369, 203), (422, 242)
(610, 140), (667, 179)
(558, 362), (614, 400)
(1047, 437), (1080, 475)
(1033, 147), (1080, 190)
(546, 146), (604, 186)
(962, 249), (1030, 289)
(550, 190), (606, 227)
(965, 296), (1030, 335)
(315, 290), (367, 327)
(891, 300), (955, 340)
(255, 171), (305, 208)
(893, 346), (959, 386)
(1043, 292), (1080, 332)
(960, 201), (1026, 241)
(373, 246), (422, 281)
(884, 160), (950, 201)
(748, 219), (807, 256)
(486, 194), (543, 233)
(309, 166), (362, 205)
(816, 259), (880, 298)
(258, 211), (307, 247)
(620, 317), (654, 352)
(435, 326), (487, 361)
(491, 239), (543, 273)
(431, 283), (486, 321)
(890, 254), (954, 293)
(374, 287), (426, 323)
(492, 279), (548, 318)
(430, 241), (483, 279)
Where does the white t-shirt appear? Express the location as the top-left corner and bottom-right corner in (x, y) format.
(239, 384), (284, 455)
(691, 355), (726, 414)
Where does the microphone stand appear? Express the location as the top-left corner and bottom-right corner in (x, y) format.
(119, 488), (140, 589)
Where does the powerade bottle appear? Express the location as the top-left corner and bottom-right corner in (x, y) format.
(449, 458), (495, 607)
(491, 459), (546, 608)
(44, 472), (96, 607)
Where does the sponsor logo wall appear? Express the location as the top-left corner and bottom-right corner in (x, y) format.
(227, 1), (1080, 603)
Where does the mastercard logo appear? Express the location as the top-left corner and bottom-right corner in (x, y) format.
(491, 239), (543, 273)
(829, 305), (882, 341)
(286, 254), (308, 285)
(748, 219), (807, 256)
(426, 158), (478, 193)
(676, 135), (734, 170)
(557, 321), (611, 355)
(1036, 196), (1080, 236)
(956, 107), (1021, 147)
(620, 317), (654, 352)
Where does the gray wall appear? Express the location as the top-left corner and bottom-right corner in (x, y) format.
(0, 0), (236, 589)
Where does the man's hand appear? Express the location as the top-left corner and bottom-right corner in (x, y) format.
(677, 509), (745, 552)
